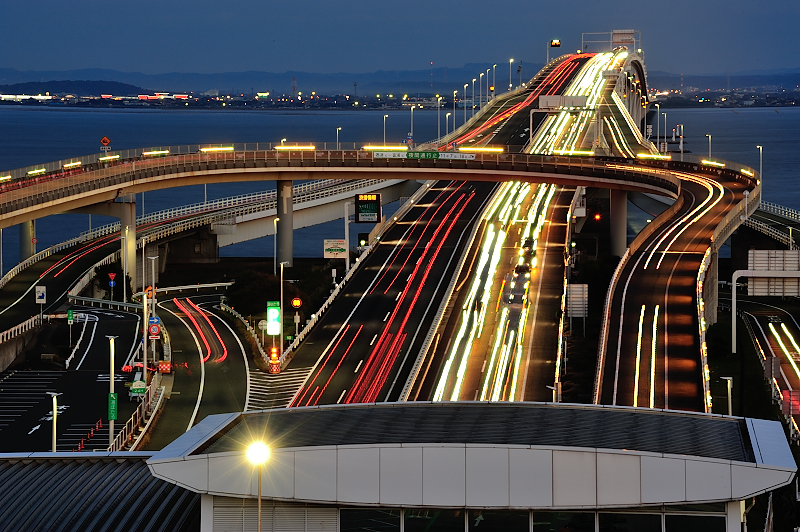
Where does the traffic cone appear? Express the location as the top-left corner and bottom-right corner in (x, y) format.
(87, 428), (93, 440)
(79, 438), (84, 450)
(98, 419), (103, 429)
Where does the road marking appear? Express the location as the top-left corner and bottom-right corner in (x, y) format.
(650, 305), (659, 409)
(383, 312), (390, 322)
(337, 389), (347, 404)
(370, 334), (377, 345)
(159, 301), (205, 431)
(354, 360), (363, 373)
(206, 305), (251, 412)
(395, 291), (402, 301)
(632, 305), (646, 407)
(74, 322), (98, 370)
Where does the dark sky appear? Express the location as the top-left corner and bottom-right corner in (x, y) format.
(2, 0), (798, 75)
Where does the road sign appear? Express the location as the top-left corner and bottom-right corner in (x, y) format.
(355, 193), (381, 223)
(324, 239), (347, 259)
(130, 380), (146, 394)
(109, 280), (116, 288)
(372, 151), (475, 161)
(257, 319), (268, 331)
(291, 297), (302, 309)
(100, 136), (111, 146)
(148, 324), (160, 337)
(148, 316), (160, 325)
(108, 392), (118, 421)
(31, 237), (37, 244)
(35, 286), (46, 305)
(108, 273), (116, 281)
(266, 301), (280, 335)
(67, 309), (74, 326)
(100, 146), (112, 152)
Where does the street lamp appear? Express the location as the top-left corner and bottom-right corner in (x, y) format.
(471, 78), (476, 117)
(437, 96), (442, 139)
(336, 127), (341, 150)
(452, 90), (457, 127)
(279, 261), (289, 352)
(410, 105), (416, 143)
(706, 134), (712, 158)
(757, 145), (763, 180)
(479, 73), (484, 109)
(509, 58), (514, 90)
(662, 112), (667, 152)
(721, 377), (733, 416)
(463, 84), (468, 123)
(492, 64), (497, 99)
(446, 112), (451, 137)
(47, 392), (61, 452)
(383, 114), (388, 145)
(654, 103), (660, 152)
(247, 441), (271, 532)
(485, 68), (490, 104)
(106, 335), (118, 447)
(280, 138), (286, 147)
(273, 217), (280, 275)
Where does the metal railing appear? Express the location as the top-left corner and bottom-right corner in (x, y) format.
(759, 201), (800, 223)
(744, 218), (794, 249)
(696, 248), (713, 412)
(220, 302), (267, 363)
(68, 251), (119, 297)
(108, 382), (163, 452)
(131, 281), (234, 300)
(0, 235), (86, 291)
(0, 315), (41, 345)
(68, 295), (143, 312)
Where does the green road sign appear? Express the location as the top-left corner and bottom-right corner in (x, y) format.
(67, 309), (74, 325)
(266, 301), (280, 336)
(108, 392), (118, 421)
(406, 151), (440, 159)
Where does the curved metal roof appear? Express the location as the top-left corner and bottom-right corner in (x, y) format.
(0, 454), (198, 532)
(194, 402), (753, 462)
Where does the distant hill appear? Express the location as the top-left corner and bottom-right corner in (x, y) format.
(647, 71), (800, 91)
(0, 80), (147, 96)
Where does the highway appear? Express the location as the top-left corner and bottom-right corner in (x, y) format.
(598, 171), (751, 412)
(288, 180), (497, 406)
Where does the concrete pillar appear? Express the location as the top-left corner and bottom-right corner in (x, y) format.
(119, 201), (137, 292)
(610, 189), (628, 258)
(276, 180), (293, 268)
(19, 220), (36, 260)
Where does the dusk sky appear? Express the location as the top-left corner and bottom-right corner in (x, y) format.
(2, 0), (798, 76)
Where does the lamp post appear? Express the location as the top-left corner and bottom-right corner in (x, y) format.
(446, 112), (451, 137)
(344, 202), (351, 272)
(721, 377), (733, 416)
(509, 58), (514, 90)
(279, 261), (289, 352)
(47, 392), (61, 452)
(437, 96), (442, 139)
(654, 103), (660, 152)
(479, 73), (484, 109)
(706, 134), (712, 158)
(463, 84), (468, 123)
(383, 115), (388, 145)
(280, 138), (286, 147)
(471, 78), (476, 117)
(452, 90), (457, 127)
(662, 112), (667, 153)
(485, 68), (490, 105)
(492, 64), (497, 99)
(273, 217), (280, 275)
(247, 441), (271, 532)
(107, 335), (118, 447)
(757, 145), (763, 180)
(410, 105), (416, 143)
(336, 127), (341, 150)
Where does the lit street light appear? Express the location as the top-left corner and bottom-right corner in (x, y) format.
(446, 112), (451, 137)
(757, 145), (763, 180)
(509, 58), (514, 90)
(706, 133), (712, 158)
(492, 64), (497, 99)
(463, 84), (468, 123)
(280, 138), (286, 146)
(452, 90), (457, 128)
(410, 105), (416, 144)
(336, 127), (341, 150)
(721, 376), (733, 416)
(479, 72), (484, 110)
(247, 441), (271, 532)
(383, 114), (388, 145)
(485, 68), (490, 105)
(662, 112), (667, 151)
(273, 217), (280, 275)
(47, 392), (61, 452)
(471, 78), (476, 117)
(437, 96), (442, 139)
(654, 103), (660, 151)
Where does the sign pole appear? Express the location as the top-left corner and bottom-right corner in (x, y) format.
(344, 202), (351, 272)
(107, 335), (118, 448)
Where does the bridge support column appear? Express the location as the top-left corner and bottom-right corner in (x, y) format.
(19, 220), (36, 260)
(119, 202), (137, 292)
(276, 180), (293, 268)
(610, 189), (628, 258)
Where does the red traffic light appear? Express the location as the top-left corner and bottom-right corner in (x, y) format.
(594, 213), (601, 221)
(291, 297), (302, 308)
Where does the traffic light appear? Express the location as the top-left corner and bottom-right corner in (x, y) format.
(270, 347), (279, 361)
(594, 213), (601, 221)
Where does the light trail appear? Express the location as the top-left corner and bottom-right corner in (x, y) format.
(650, 305), (660, 409)
(633, 305), (646, 407)
(771, 323), (800, 380)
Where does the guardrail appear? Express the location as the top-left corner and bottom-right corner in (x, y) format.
(220, 302), (267, 363)
(132, 281), (234, 300)
(68, 251), (120, 297)
(0, 315), (41, 345)
(0, 234), (87, 291)
(108, 382), (163, 452)
(759, 201), (800, 223)
(696, 248), (713, 412)
(68, 295), (143, 312)
(744, 218), (794, 249)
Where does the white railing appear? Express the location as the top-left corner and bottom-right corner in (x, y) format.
(64, 314), (90, 369)
(696, 247), (713, 413)
(759, 201), (800, 223)
(128, 386), (166, 451)
(0, 235), (85, 291)
(220, 302), (267, 363)
(108, 381), (163, 452)
(68, 295), (143, 312)
(744, 218), (793, 248)
(0, 315), (41, 345)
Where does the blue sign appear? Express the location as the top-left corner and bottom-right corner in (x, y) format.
(148, 316), (160, 325)
(109, 280), (116, 287)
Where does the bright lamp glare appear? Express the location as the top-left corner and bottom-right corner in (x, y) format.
(247, 441), (271, 465)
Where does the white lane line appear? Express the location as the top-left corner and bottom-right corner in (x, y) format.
(354, 360), (363, 373)
(159, 301), (205, 432)
(337, 389), (347, 404)
(74, 322), (98, 370)
(383, 312), (390, 322)
(205, 306), (251, 412)
(370, 334), (377, 346)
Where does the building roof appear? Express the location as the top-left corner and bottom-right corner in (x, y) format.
(0, 453), (198, 532)
(194, 402), (753, 463)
